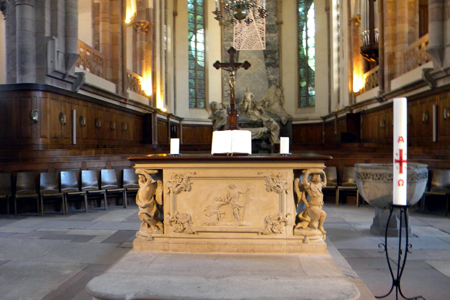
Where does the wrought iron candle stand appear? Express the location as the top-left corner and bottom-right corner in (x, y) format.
(376, 204), (425, 300)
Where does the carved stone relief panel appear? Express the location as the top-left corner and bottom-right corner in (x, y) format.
(163, 168), (295, 237)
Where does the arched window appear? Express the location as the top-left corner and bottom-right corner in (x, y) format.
(188, 0), (205, 108)
(298, 0), (315, 108)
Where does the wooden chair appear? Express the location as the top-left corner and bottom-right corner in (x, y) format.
(0, 173), (12, 216)
(40, 172), (65, 215)
(122, 168), (139, 205)
(81, 170), (107, 210)
(61, 171), (88, 213)
(421, 169), (450, 216)
(336, 166), (360, 206)
(322, 166), (338, 203)
(14, 172), (39, 215)
(101, 169), (126, 208)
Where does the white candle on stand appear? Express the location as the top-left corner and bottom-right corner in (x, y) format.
(393, 98), (407, 206)
(280, 137), (289, 154)
(170, 138), (180, 155)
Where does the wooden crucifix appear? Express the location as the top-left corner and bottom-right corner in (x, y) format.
(213, 47), (251, 130)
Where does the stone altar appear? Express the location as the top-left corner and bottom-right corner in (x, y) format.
(129, 153), (332, 254)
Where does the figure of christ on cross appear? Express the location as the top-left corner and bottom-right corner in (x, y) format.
(213, 47), (251, 130)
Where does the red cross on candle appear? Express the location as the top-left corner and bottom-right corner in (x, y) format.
(395, 149), (407, 174)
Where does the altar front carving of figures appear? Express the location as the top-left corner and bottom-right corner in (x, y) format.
(294, 169), (328, 243)
(203, 184), (253, 226)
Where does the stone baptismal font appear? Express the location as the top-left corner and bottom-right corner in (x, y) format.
(355, 163), (428, 236)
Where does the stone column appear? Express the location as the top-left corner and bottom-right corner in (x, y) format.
(427, 0), (445, 67)
(15, 0), (36, 83)
(100, 0), (112, 80)
(383, 0), (396, 91)
(65, 0), (79, 73)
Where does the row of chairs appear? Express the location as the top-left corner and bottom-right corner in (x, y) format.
(0, 169), (140, 216)
(322, 166), (360, 206)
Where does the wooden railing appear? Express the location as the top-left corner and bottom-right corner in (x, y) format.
(403, 34), (431, 74)
(76, 40), (105, 78)
(363, 66), (379, 93)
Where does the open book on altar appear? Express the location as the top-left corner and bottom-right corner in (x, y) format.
(211, 130), (252, 155)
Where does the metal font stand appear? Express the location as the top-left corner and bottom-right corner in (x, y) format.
(376, 204), (425, 300)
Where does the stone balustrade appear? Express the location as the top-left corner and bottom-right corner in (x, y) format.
(363, 65), (379, 92)
(76, 40), (105, 78)
(403, 34), (431, 74)
(127, 70), (145, 96)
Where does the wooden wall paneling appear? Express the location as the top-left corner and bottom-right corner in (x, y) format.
(0, 97), (14, 141)
(437, 92), (450, 142)
(96, 107), (107, 147)
(323, 120), (335, 144)
(158, 118), (168, 144)
(134, 114), (144, 144)
(408, 98), (421, 144)
(292, 123), (323, 145)
(419, 97), (434, 143)
(181, 125), (212, 144)
(61, 100), (72, 145)
(38, 94), (49, 143)
(19, 95), (34, 140)
(49, 96), (62, 143)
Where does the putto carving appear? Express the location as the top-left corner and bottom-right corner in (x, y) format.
(135, 169), (164, 240)
(294, 169), (327, 238)
(203, 184), (253, 226)
(169, 211), (195, 234)
(167, 172), (196, 194)
(263, 213), (289, 235)
(259, 172), (289, 194)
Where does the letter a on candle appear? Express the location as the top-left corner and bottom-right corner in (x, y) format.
(393, 98), (408, 205)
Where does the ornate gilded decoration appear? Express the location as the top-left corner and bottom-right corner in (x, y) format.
(134, 20), (151, 34)
(167, 172), (196, 194)
(168, 211), (194, 234)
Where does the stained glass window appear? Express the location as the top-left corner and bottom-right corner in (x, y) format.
(298, 0), (315, 108)
(188, 0), (205, 108)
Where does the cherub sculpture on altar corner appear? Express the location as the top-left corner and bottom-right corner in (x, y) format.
(294, 168), (328, 243)
(135, 169), (164, 240)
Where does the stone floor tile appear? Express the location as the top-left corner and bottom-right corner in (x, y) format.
(100, 230), (136, 243)
(0, 261), (84, 300)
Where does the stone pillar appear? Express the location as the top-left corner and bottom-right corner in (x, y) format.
(15, 0), (36, 83)
(65, 0), (79, 73)
(395, 0), (409, 77)
(100, 0), (112, 80)
(135, 20), (150, 76)
(427, 0), (445, 67)
(383, 0), (396, 91)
